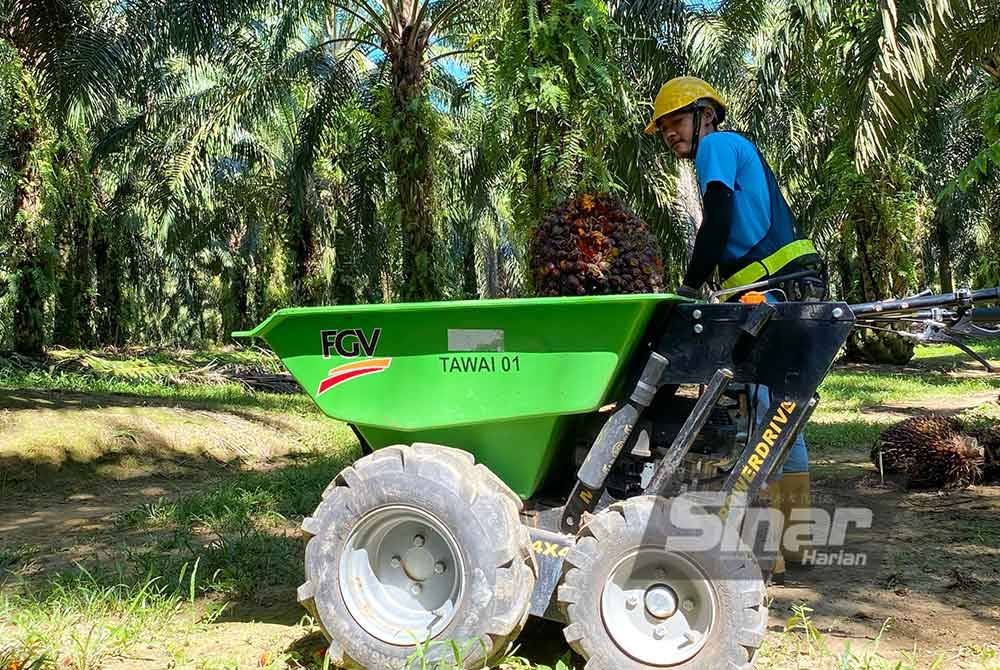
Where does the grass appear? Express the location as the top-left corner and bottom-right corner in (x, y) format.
(1, 567), (189, 670)
(800, 339), (1000, 457)
(113, 452), (350, 533)
(0, 347), (316, 415)
(0, 368), (316, 415)
(2, 341), (999, 669)
(3, 340), (998, 419)
(818, 339), (1000, 411)
(756, 605), (1000, 670)
(0, 453), (356, 668)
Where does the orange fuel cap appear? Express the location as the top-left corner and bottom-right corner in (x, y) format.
(740, 291), (767, 305)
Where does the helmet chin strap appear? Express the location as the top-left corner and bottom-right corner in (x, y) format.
(688, 104), (705, 160)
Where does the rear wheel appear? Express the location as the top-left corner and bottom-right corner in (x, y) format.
(558, 496), (767, 669)
(299, 444), (536, 669)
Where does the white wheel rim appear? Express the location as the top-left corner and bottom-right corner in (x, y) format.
(600, 547), (717, 666)
(340, 505), (465, 646)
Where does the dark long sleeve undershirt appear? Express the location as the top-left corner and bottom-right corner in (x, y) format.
(683, 181), (734, 291)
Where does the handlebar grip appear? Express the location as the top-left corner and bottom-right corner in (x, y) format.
(972, 287), (1000, 303)
(852, 286), (1000, 317)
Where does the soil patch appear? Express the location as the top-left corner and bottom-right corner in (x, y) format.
(767, 462), (1000, 666)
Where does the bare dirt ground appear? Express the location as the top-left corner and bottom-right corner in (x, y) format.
(766, 466), (1000, 667)
(2, 386), (999, 669)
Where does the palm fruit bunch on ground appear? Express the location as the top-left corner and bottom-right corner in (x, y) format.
(966, 424), (1000, 482)
(530, 193), (664, 296)
(872, 416), (985, 489)
(847, 327), (916, 365)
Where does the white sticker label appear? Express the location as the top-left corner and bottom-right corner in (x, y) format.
(447, 329), (505, 352)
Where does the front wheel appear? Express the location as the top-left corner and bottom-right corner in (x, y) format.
(558, 496), (767, 669)
(299, 444), (537, 669)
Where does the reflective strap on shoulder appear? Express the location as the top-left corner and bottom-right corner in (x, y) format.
(721, 239), (819, 290)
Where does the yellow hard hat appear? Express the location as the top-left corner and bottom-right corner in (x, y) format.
(644, 76), (727, 135)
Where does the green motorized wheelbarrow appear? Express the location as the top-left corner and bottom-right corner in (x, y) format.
(235, 284), (1000, 670)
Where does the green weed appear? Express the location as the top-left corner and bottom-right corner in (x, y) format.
(499, 656), (574, 670)
(761, 604), (1000, 670)
(0, 637), (55, 670)
(404, 636), (492, 670)
(785, 603), (827, 651)
(1, 566), (186, 670)
(115, 452), (350, 532)
(0, 544), (41, 579)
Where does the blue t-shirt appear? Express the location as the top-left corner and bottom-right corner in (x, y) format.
(694, 131), (771, 263)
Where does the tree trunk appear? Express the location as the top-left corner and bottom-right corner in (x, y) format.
(835, 235), (854, 302)
(462, 225), (478, 300)
(226, 258), (250, 334)
(853, 201), (879, 301)
(289, 180), (320, 306)
(53, 212), (95, 346)
(93, 217), (125, 346)
(388, 14), (440, 302)
(846, 199), (914, 364)
(935, 211), (953, 293)
(8, 115), (49, 354)
(52, 150), (96, 347)
(482, 235), (499, 298)
(333, 216), (357, 305)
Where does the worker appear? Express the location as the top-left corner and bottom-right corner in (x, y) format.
(645, 76), (825, 584)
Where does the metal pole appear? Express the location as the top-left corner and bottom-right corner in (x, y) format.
(851, 286), (1000, 317)
(645, 367), (734, 497)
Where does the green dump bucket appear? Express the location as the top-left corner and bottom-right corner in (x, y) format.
(234, 294), (683, 497)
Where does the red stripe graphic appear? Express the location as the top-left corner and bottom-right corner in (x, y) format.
(317, 359), (391, 396)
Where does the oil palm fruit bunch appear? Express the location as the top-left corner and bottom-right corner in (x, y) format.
(530, 193), (664, 296)
(846, 326), (916, 365)
(872, 416), (985, 489)
(965, 424), (1000, 483)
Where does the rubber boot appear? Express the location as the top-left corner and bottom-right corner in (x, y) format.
(778, 472), (812, 565)
(763, 478), (787, 585)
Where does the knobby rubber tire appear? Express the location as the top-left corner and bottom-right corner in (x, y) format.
(298, 443), (537, 669)
(557, 496), (767, 670)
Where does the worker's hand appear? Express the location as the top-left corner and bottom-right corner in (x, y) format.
(675, 285), (699, 299)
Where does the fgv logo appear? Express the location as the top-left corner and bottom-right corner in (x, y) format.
(321, 328), (381, 358)
(317, 328), (390, 396)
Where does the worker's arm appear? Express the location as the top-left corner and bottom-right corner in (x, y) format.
(681, 180), (734, 292)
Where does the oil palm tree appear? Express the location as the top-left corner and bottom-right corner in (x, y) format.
(1, 0), (115, 353)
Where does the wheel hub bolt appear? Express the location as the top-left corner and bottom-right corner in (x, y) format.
(684, 630), (700, 645)
(413, 534), (425, 547)
(434, 562), (446, 575)
(653, 626), (666, 640)
(682, 599), (695, 612)
(410, 583), (422, 596)
(390, 555), (401, 568)
(626, 596), (638, 609)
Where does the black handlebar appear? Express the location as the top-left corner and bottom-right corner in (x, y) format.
(851, 286), (1000, 317)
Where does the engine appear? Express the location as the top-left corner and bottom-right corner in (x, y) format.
(574, 386), (752, 499)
